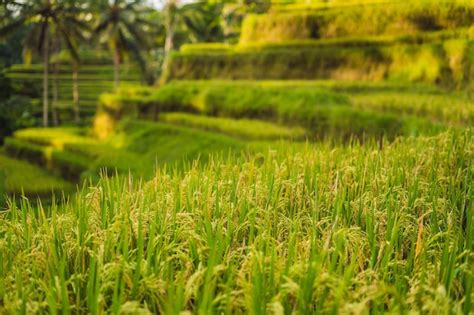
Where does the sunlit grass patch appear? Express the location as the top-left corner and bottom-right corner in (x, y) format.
(351, 91), (474, 125)
(13, 127), (94, 149)
(160, 112), (308, 140)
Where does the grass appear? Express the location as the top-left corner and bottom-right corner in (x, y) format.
(3, 120), (251, 182)
(0, 129), (472, 313)
(160, 112), (308, 140)
(351, 91), (474, 125)
(13, 127), (94, 148)
(1, 3), (473, 312)
(239, 2), (474, 44)
(166, 39), (474, 87)
(0, 152), (73, 199)
(95, 80), (446, 141)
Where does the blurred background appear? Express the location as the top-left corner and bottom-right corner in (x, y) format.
(0, 0), (473, 202)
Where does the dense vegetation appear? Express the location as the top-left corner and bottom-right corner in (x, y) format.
(94, 80), (462, 140)
(0, 0), (473, 313)
(1, 130), (472, 313)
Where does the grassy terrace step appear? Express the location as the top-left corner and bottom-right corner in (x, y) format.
(94, 81), (445, 140)
(4, 121), (251, 182)
(351, 91), (474, 125)
(240, 2), (474, 44)
(7, 63), (142, 123)
(4, 137), (90, 182)
(0, 152), (73, 199)
(160, 112), (308, 141)
(8, 64), (141, 75)
(7, 73), (141, 81)
(1, 129), (472, 313)
(166, 39), (474, 86)
(3, 128), (94, 181)
(182, 28), (473, 54)
(53, 100), (97, 109)
(27, 100), (97, 112)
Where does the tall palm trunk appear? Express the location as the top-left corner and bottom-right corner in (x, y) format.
(164, 20), (174, 55)
(161, 6), (176, 83)
(113, 47), (120, 89)
(72, 63), (80, 123)
(51, 34), (60, 126)
(42, 25), (50, 127)
(52, 62), (59, 126)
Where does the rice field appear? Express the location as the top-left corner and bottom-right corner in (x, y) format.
(0, 129), (472, 314)
(1, 1), (473, 314)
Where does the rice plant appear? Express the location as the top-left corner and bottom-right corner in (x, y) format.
(0, 129), (472, 314)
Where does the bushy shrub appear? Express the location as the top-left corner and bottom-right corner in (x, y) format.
(0, 70), (37, 143)
(0, 170), (5, 205)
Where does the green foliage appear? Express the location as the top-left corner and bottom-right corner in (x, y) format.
(0, 169), (5, 206)
(0, 28), (25, 68)
(94, 0), (157, 85)
(0, 129), (472, 313)
(0, 68), (37, 143)
(240, 2), (474, 44)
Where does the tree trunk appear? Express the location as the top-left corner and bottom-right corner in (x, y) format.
(42, 25), (49, 127)
(52, 62), (59, 126)
(164, 20), (175, 55)
(72, 64), (80, 123)
(113, 47), (120, 89)
(161, 16), (176, 83)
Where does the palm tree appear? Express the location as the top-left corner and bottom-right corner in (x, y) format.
(180, 2), (224, 44)
(51, 11), (90, 124)
(0, 0), (89, 127)
(162, 0), (179, 57)
(159, 1), (224, 81)
(94, 0), (153, 89)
